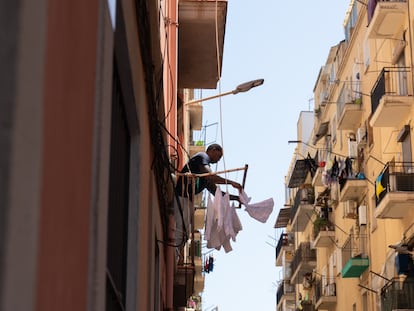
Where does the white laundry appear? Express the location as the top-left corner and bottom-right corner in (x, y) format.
(239, 190), (274, 223)
(204, 186), (243, 253)
(204, 195), (214, 242)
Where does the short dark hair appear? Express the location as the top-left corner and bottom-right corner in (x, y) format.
(206, 143), (222, 152)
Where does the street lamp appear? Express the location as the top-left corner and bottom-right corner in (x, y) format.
(184, 78), (264, 106)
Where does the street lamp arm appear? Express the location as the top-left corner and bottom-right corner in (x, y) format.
(184, 78), (264, 105)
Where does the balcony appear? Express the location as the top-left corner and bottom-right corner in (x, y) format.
(315, 281), (337, 310)
(341, 235), (369, 278)
(290, 188), (315, 232)
(178, 0), (227, 89)
(370, 68), (413, 128)
(367, 0), (407, 39)
(337, 99), (364, 131)
(290, 242), (317, 284)
(287, 158), (317, 188)
(381, 278), (414, 311)
(300, 301), (315, 311)
(339, 178), (367, 202)
(276, 281), (295, 308)
(189, 142), (205, 157)
(174, 264), (195, 307)
(313, 219), (335, 248)
(275, 232), (294, 266)
(375, 162), (414, 219)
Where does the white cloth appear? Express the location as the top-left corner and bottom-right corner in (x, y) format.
(204, 187), (243, 253)
(239, 190), (274, 223)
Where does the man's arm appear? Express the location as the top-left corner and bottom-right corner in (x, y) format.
(202, 166), (242, 201)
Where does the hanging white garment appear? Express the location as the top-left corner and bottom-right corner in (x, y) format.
(239, 190), (274, 223)
(204, 195), (214, 242)
(204, 187), (243, 253)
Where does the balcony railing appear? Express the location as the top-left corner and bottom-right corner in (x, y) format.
(341, 235), (369, 278)
(337, 83), (364, 131)
(339, 177), (367, 202)
(313, 219), (335, 248)
(375, 161), (414, 219)
(367, 0), (407, 39)
(290, 242), (317, 283)
(276, 232), (294, 266)
(314, 279), (337, 310)
(276, 281), (295, 305)
(370, 67), (413, 128)
(381, 278), (414, 311)
(290, 187), (315, 232)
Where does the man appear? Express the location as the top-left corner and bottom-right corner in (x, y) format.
(175, 144), (242, 201)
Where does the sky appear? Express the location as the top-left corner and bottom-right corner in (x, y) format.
(197, 1), (352, 310)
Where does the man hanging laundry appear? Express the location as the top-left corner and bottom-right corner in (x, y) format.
(175, 143), (242, 201)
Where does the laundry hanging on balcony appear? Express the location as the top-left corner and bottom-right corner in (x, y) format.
(239, 190), (274, 223)
(204, 187), (243, 253)
(204, 187), (274, 253)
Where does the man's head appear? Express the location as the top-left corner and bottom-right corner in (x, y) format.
(206, 144), (223, 163)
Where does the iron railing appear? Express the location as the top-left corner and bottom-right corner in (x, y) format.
(276, 281), (295, 303)
(290, 242), (317, 276)
(381, 278), (414, 311)
(276, 232), (294, 260)
(314, 279), (336, 303)
(375, 161), (414, 206)
(371, 67), (411, 117)
(290, 187), (315, 221)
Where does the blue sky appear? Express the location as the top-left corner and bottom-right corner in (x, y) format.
(199, 1), (351, 310)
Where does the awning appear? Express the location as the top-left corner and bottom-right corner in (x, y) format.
(312, 121), (329, 144)
(288, 157), (317, 188)
(274, 207), (291, 228)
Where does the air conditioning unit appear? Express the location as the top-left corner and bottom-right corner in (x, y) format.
(343, 200), (357, 219)
(356, 126), (367, 146)
(358, 205), (367, 225)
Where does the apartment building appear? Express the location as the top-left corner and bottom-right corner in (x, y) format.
(275, 0), (414, 310)
(1, 0), (227, 310)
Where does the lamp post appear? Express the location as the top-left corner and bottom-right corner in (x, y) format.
(184, 78), (264, 106)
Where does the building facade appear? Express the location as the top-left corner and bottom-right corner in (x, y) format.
(0, 0), (227, 310)
(275, 0), (414, 310)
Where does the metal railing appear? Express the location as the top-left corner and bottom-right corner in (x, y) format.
(381, 277), (414, 311)
(314, 279), (336, 303)
(276, 232), (294, 259)
(290, 187), (315, 221)
(276, 281), (295, 303)
(375, 161), (414, 206)
(371, 67), (411, 117)
(342, 234), (368, 265)
(290, 242), (317, 275)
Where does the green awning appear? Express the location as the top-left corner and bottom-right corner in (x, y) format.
(342, 257), (369, 278)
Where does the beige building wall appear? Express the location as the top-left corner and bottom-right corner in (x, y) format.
(278, 1), (414, 311)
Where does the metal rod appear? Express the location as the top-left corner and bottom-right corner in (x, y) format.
(176, 166), (248, 177)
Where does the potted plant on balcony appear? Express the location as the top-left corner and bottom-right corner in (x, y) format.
(313, 215), (329, 238)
